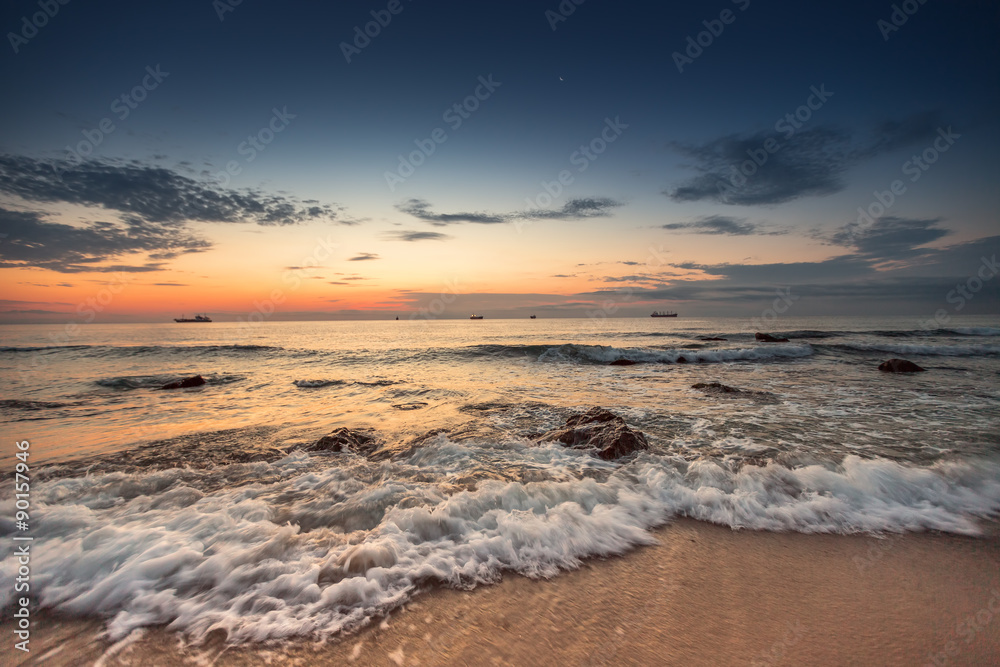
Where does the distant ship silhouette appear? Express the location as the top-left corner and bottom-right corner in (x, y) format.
(174, 314), (212, 322)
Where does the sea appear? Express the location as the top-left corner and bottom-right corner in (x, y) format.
(1, 315), (999, 645)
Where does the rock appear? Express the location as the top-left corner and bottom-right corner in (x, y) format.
(675, 356), (688, 363)
(878, 358), (926, 373)
(755, 332), (789, 343)
(391, 402), (429, 410)
(692, 381), (740, 394)
(160, 375), (206, 390)
(698, 337), (728, 341)
(609, 359), (637, 366)
(538, 408), (649, 460)
(309, 427), (380, 455)
(691, 381), (779, 404)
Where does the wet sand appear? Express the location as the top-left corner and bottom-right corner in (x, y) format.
(8, 519), (1000, 666)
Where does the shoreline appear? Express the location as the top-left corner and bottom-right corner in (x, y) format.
(7, 518), (999, 666)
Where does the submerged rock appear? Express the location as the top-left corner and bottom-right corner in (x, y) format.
(310, 427), (380, 455)
(160, 375), (206, 390)
(391, 402), (429, 410)
(692, 381), (741, 394)
(609, 359), (638, 366)
(878, 358), (926, 373)
(692, 381), (779, 403)
(538, 407), (649, 460)
(698, 336), (728, 341)
(755, 332), (789, 343)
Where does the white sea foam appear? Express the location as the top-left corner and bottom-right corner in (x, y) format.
(2, 441), (997, 644)
(537, 343), (814, 364)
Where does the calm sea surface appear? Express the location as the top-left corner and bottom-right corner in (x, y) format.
(1, 315), (999, 642)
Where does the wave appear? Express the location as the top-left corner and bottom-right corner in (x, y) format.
(293, 379), (346, 388)
(1, 344), (284, 358)
(536, 343), (814, 364)
(822, 342), (1000, 357)
(2, 444), (996, 645)
(946, 327), (1000, 336)
(0, 399), (73, 410)
(95, 374), (245, 390)
(0, 344), (90, 353)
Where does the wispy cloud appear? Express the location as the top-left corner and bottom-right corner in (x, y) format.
(348, 253), (379, 261)
(0, 154), (343, 226)
(396, 197), (624, 226)
(384, 230), (453, 242)
(661, 215), (786, 236)
(0, 207), (207, 273)
(666, 112), (945, 206)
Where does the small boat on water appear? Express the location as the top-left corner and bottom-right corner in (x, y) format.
(174, 314), (213, 323)
(530, 315), (536, 319)
(650, 311), (677, 318)
(469, 314), (484, 320)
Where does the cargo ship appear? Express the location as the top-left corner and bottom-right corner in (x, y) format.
(174, 314), (213, 322)
(650, 311), (677, 318)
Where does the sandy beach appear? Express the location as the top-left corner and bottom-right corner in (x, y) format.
(8, 518), (999, 666)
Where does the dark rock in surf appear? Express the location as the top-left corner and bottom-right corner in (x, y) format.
(609, 359), (638, 366)
(755, 332), (790, 343)
(391, 402), (429, 410)
(692, 381), (740, 394)
(160, 375), (206, 390)
(310, 427), (380, 455)
(675, 356), (688, 363)
(878, 358), (926, 373)
(538, 407), (649, 460)
(692, 381), (779, 403)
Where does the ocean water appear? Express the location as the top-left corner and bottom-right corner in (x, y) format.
(1, 315), (999, 644)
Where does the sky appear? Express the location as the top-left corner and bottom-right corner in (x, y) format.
(1, 0), (998, 322)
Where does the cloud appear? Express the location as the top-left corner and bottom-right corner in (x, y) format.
(0, 154), (343, 227)
(826, 216), (951, 260)
(396, 197), (623, 226)
(384, 230), (453, 242)
(0, 207), (207, 273)
(666, 112), (945, 206)
(152, 282), (188, 287)
(661, 215), (785, 236)
(348, 253), (379, 261)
